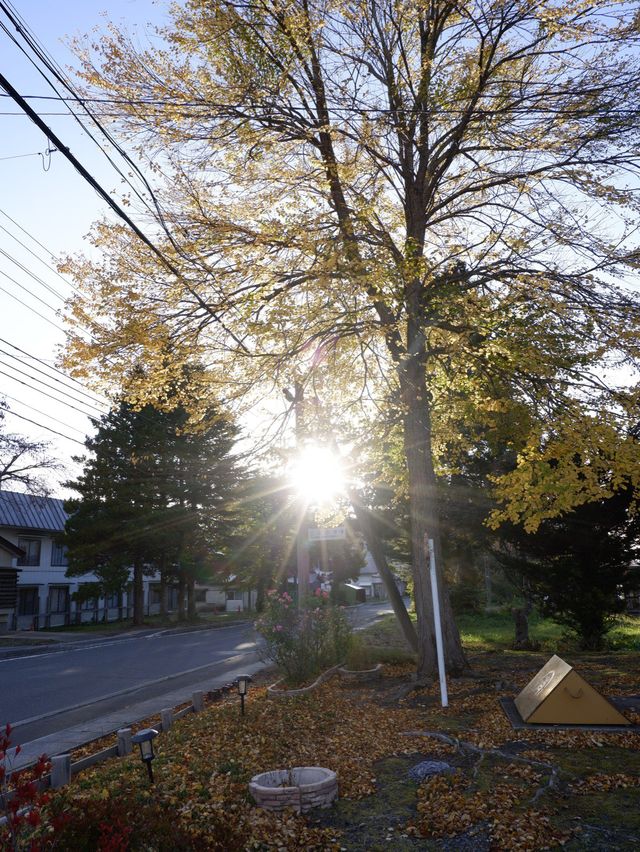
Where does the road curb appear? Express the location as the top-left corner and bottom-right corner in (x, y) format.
(11, 649), (261, 731)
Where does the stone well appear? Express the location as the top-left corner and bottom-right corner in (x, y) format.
(249, 766), (338, 812)
(337, 662), (383, 683)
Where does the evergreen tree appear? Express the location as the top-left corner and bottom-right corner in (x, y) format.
(63, 392), (241, 625)
(497, 490), (639, 650)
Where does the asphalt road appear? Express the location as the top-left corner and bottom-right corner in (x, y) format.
(1, 601), (395, 745)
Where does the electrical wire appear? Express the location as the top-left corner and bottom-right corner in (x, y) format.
(0, 245), (66, 302)
(1, 390), (87, 435)
(0, 361), (105, 417)
(0, 266), (62, 314)
(0, 208), (83, 297)
(0, 347), (108, 409)
(0, 280), (61, 330)
(0, 336), (108, 403)
(2, 405), (85, 445)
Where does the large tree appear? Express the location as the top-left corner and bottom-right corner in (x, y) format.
(63, 388), (241, 625)
(62, 0), (640, 676)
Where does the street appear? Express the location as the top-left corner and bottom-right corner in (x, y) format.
(1, 601), (395, 746)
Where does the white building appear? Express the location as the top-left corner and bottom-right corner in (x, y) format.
(0, 490), (160, 630)
(356, 548), (407, 600)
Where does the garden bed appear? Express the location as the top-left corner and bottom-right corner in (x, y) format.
(4, 620), (640, 850)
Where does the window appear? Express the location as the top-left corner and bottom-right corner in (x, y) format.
(51, 542), (69, 567)
(18, 587), (39, 616)
(48, 586), (69, 614)
(17, 538), (41, 567)
(106, 591), (121, 609)
(149, 585), (162, 606)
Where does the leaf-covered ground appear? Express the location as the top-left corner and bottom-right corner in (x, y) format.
(20, 648), (640, 851)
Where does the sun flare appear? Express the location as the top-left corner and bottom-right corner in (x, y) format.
(290, 445), (346, 505)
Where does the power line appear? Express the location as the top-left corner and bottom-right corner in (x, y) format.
(0, 347), (108, 409)
(1, 390), (87, 435)
(0, 208), (82, 296)
(0, 68), (180, 277)
(0, 336), (108, 403)
(0, 221), (81, 298)
(0, 266), (61, 313)
(0, 245), (66, 302)
(0, 361), (105, 417)
(2, 405), (85, 445)
(0, 280), (61, 330)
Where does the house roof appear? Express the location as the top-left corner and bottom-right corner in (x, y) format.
(0, 490), (67, 533)
(0, 534), (24, 557)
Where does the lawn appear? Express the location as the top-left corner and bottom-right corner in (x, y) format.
(4, 611), (640, 851)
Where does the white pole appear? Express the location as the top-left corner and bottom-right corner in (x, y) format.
(427, 537), (448, 708)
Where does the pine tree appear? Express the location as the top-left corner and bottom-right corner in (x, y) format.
(63, 392), (241, 625)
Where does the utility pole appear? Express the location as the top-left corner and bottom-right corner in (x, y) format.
(284, 381), (310, 609)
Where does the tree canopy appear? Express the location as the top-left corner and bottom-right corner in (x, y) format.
(61, 0), (640, 675)
(63, 386), (241, 624)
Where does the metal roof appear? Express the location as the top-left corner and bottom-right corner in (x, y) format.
(0, 490), (67, 533)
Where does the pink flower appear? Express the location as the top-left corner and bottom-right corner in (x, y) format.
(274, 624), (284, 631)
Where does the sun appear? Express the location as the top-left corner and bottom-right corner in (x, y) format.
(290, 445), (346, 505)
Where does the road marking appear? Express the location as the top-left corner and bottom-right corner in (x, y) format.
(0, 624), (251, 663)
(9, 648), (260, 729)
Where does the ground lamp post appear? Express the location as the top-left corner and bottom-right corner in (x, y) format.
(235, 674), (253, 715)
(131, 727), (159, 783)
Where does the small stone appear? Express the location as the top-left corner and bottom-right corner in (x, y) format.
(408, 760), (454, 782)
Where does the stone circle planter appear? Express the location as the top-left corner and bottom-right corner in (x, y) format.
(249, 766), (338, 812)
(337, 662), (383, 682)
(267, 664), (342, 698)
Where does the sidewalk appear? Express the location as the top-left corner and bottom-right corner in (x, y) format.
(7, 654), (267, 772)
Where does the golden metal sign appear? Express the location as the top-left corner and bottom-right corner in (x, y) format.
(514, 654), (630, 726)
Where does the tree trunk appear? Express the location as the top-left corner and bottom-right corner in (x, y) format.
(400, 358), (467, 677)
(512, 606), (531, 649)
(160, 571), (168, 618)
(177, 572), (187, 621)
(133, 557), (144, 626)
(187, 576), (197, 620)
(159, 553), (168, 618)
(350, 491), (419, 654)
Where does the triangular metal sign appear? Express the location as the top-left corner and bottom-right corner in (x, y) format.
(514, 654), (630, 726)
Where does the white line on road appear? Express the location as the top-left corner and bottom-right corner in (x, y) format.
(9, 648), (259, 729)
(0, 624), (249, 663)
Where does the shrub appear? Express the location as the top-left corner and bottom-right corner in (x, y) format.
(44, 794), (199, 851)
(0, 724), (52, 852)
(254, 588), (351, 684)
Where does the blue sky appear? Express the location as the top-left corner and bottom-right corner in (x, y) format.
(0, 1), (169, 490)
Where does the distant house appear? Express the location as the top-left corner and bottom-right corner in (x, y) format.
(0, 490), (160, 630)
(356, 549), (407, 600)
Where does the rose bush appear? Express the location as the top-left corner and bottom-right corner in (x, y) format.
(254, 589), (351, 685)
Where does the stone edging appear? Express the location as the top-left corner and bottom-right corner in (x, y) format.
(337, 662), (383, 682)
(249, 766), (338, 812)
(266, 663), (343, 698)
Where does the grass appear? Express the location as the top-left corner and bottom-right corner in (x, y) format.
(456, 610), (640, 653)
(359, 607), (640, 658)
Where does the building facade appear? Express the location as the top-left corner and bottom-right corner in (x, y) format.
(0, 490), (162, 630)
